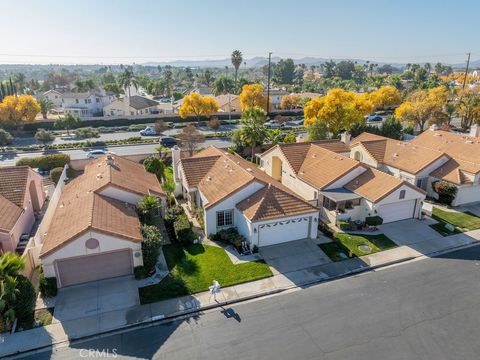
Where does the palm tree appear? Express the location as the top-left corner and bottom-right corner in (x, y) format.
(38, 98), (54, 119)
(119, 66), (139, 98)
(240, 107), (268, 160)
(231, 50), (243, 88)
(137, 195), (161, 224)
(0, 253), (25, 327)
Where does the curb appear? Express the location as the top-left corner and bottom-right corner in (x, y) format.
(4, 240), (479, 358)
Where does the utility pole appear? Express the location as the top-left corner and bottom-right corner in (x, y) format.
(463, 52), (471, 90)
(266, 52), (272, 116)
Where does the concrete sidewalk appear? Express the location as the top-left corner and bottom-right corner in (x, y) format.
(3, 228), (480, 358)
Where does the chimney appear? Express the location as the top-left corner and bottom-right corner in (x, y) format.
(123, 95), (130, 116)
(340, 131), (351, 145)
(470, 124), (480, 138)
(171, 145), (182, 196)
(106, 154), (114, 166)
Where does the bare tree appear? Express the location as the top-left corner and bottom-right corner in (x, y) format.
(154, 120), (167, 135)
(178, 124), (205, 156)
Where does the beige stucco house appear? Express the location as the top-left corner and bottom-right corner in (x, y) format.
(0, 167), (46, 253)
(258, 140), (426, 225)
(173, 146), (319, 249)
(349, 125), (480, 206)
(40, 155), (165, 288)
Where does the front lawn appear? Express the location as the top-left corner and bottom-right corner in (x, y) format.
(331, 233), (397, 258)
(431, 208), (480, 232)
(139, 244), (272, 304)
(429, 222), (462, 237)
(319, 242), (350, 262)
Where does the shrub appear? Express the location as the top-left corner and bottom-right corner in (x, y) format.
(209, 228), (245, 250)
(50, 167), (64, 185)
(432, 180), (458, 206)
(74, 127), (100, 139)
(141, 225), (163, 274)
(336, 220), (354, 231)
(39, 271), (57, 297)
(173, 213), (196, 244)
(13, 275), (36, 324)
(137, 195), (161, 225)
(16, 153), (70, 171)
(134, 266), (147, 279)
(35, 128), (55, 144)
(365, 216), (384, 226)
(0, 129), (13, 145)
(164, 205), (184, 224)
(283, 132), (297, 143)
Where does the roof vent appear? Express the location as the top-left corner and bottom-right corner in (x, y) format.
(246, 168), (252, 172)
(106, 155), (115, 166)
(207, 176), (212, 181)
(96, 173), (103, 180)
(393, 153), (398, 157)
(466, 140), (473, 144)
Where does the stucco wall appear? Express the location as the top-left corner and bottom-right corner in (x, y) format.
(204, 181), (264, 236)
(452, 184), (480, 206)
(41, 230), (143, 278)
(325, 166), (367, 190)
(349, 144), (379, 168)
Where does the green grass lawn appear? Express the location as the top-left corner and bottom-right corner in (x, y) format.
(431, 208), (480, 232)
(331, 233), (397, 258)
(319, 243), (350, 262)
(429, 222), (462, 237)
(139, 244), (273, 304)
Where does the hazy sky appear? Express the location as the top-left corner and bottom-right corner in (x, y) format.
(1, 0), (478, 64)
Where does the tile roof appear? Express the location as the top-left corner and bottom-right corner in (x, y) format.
(345, 167), (424, 203)
(266, 140), (350, 173)
(40, 155), (161, 256)
(127, 96), (159, 110)
(236, 184), (317, 221)
(429, 158), (474, 185)
(298, 146), (361, 189)
(351, 132), (447, 174)
(0, 166), (34, 232)
(181, 147), (317, 220)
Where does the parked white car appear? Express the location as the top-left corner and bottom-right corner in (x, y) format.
(86, 150), (107, 159)
(265, 120), (284, 129)
(140, 126), (157, 136)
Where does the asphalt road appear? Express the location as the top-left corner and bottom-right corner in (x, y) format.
(19, 245), (480, 360)
(0, 138), (233, 167)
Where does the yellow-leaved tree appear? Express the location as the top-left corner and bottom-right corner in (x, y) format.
(304, 88), (374, 135)
(395, 86), (447, 132)
(178, 93), (219, 122)
(0, 95), (40, 125)
(369, 86), (401, 109)
(280, 94), (300, 110)
(239, 84), (267, 111)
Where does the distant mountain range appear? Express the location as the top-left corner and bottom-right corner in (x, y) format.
(143, 56), (477, 69)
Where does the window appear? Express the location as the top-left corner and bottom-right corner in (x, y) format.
(399, 190), (406, 199)
(96, 98), (100, 103)
(216, 210), (234, 227)
(84, 99), (88, 104)
(75, 99), (79, 103)
(322, 197), (336, 211)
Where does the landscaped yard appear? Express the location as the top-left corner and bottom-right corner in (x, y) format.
(430, 208), (480, 236)
(320, 233), (397, 261)
(16, 308), (54, 332)
(139, 243), (273, 304)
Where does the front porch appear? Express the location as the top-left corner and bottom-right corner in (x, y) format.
(320, 188), (363, 224)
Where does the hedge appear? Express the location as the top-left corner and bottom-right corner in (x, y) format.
(50, 167), (64, 185)
(16, 153), (70, 170)
(21, 110), (302, 133)
(365, 216), (384, 226)
(173, 213), (196, 244)
(336, 220), (354, 231)
(13, 275), (36, 324)
(39, 272), (58, 297)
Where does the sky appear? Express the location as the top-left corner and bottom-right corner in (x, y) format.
(1, 0), (479, 65)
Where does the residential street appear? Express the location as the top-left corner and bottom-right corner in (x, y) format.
(0, 137), (233, 167)
(19, 245), (480, 360)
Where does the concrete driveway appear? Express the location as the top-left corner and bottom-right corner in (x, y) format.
(259, 239), (331, 275)
(53, 276), (139, 323)
(459, 203), (480, 217)
(379, 218), (440, 246)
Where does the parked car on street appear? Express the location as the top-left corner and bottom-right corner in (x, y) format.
(365, 114), (383, 122)
(285, 118), (304, 127)
(159, 136), (177, 147)
(139, 126), (157, 136)
(87, 150), (107, 159)
(265, 120), (285, 129)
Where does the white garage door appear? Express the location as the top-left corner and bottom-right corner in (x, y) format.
(56, 249), (133, 287)
(378, 200), (416, 223)
(258, 216), (310, 247)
